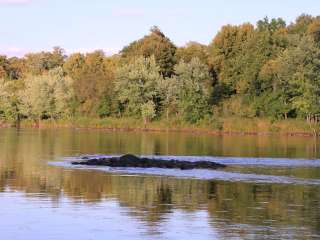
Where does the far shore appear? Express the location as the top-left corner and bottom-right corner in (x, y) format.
(0, 117), (319, 137)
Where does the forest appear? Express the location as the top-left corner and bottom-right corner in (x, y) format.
(0, 14), (320, 130)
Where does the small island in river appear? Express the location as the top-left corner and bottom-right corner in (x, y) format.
(72, 154), (226, 170)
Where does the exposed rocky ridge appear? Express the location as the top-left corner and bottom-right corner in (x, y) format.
(72, 154), (226, 170)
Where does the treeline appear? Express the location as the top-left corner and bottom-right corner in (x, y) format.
(1, 14), (320, 126)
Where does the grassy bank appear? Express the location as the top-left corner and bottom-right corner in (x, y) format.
(7, 117), (319, 136)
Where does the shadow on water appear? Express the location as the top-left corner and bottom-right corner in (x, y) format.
(0, 128), (320, 239)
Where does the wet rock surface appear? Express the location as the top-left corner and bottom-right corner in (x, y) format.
(72, 154), (226, 170)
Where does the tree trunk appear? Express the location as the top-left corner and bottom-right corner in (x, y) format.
(15, 114), (21, 129)
(144, 117), (147, 129)
(50, 114), (57, 127)
(36, 116), (41, 128)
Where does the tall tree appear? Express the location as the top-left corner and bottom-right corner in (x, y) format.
(208, 23), (255, 89)
(288, 14), (314, 35)
(0, 55), (10, 79)
(20, 67), (74, 124)
(24, 47), (65, 75)
(258, 58), (294, 119)
(308, 18), (320, 42)
(121, 26), (177, 77)
(157, 76), (180, 120)
(0, 78), (23, 125)
(174, 58), (212, 123)
(234, 17), (288, 95)
(115, 56), (162, 123)
(284, 37), (320, 121)
(65, 51), (115, 115)
(176, 42), (208, 64)
(63, 53), (85, 80)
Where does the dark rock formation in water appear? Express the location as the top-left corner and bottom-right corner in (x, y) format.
(72, 154), (226, 170)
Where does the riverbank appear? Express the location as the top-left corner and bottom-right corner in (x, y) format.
(2, 117), (319, 137)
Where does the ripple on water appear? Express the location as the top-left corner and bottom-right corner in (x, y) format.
(50, 155), (320, 186)
(62, 155), (320, 167)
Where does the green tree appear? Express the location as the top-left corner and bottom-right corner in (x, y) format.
(260, 36), (320, 121)
(115, 56), (162, 121)
(0, 79), (23, 125)
(20, 67), (74, 124)
(208, 23), (254, 92)
(174, 58), (212, 123)
(285, 37), (320, 121)
(48, 67), (75, 119)
(141, 101), (156, 125)
(157, 76), (180, 120)
(235, 17), (288, 95)
(258, 58), (293, 119)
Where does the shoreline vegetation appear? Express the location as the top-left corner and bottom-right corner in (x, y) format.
(1, 117), (319, 137)
(1, 14), (320, 136)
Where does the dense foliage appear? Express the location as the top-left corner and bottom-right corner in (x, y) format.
(1, 14), (320, 126)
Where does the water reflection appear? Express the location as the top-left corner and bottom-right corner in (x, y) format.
(0, 128), (320, 239)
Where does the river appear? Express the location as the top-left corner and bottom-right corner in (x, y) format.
(0, 128), (319, 240)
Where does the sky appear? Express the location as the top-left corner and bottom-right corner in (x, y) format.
(0, 0), (319, 57)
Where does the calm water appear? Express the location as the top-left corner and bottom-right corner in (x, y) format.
(0, 128), (320, 240)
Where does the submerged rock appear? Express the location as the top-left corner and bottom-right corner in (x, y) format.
(72, 154), (226, 170)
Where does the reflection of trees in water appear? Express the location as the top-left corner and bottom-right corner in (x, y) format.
(1, 162), (320, 233)
(2, 128), (320, 158)
(0, 128), (320, 237)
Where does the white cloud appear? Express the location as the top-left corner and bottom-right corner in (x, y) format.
(0, 0), (32, 5)
(111, 8), (145, 17)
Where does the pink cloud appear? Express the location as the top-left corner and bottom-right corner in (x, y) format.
(0, 47), (29, 57)
(0, 47), (27, 57)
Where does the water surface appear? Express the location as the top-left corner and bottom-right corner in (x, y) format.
(0, 128), (320, 239)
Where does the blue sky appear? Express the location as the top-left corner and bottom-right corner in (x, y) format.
(0, 0), (319, 56)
